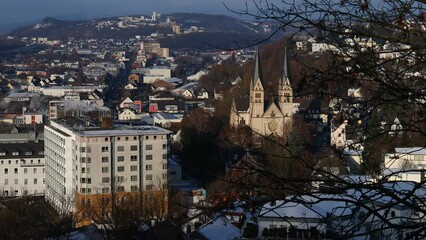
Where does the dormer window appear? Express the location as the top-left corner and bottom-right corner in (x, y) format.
(12, 152), (19, 156)
(25, 152), (32, 156)
(0, 152), (5, 156)
(39, 151), (44, 155)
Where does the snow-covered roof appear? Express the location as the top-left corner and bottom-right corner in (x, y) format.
(260, 194), (355, 219)
(197, 216), (241, 240)
(394, 147), (426, 155)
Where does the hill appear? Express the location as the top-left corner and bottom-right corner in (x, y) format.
(6, 13), (274, 50)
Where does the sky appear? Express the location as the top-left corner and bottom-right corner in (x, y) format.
(0, 0), (253, 32)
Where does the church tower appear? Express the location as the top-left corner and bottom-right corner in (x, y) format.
(250, 48), (265, 119)
(278, 46), (293, 118)
(249, 48), (265, 134)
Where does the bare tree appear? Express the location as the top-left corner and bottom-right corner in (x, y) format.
(185, 0), (426, 239)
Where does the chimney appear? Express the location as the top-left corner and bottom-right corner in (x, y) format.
(101, 117), (113, 129)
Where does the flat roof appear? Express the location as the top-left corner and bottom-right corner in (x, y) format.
(51, 120), (171, 137)
(395, 147), (426, 155)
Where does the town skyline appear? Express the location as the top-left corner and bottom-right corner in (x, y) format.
(0, 0), (252, 33)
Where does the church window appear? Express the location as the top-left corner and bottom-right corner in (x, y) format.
(271, 111), (276, 117)
(255, 93), (261, 98)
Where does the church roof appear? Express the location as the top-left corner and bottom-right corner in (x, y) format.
(281, 45), (292, 87)
(252, 47), (263, 89)
(234, 96), (250, 112)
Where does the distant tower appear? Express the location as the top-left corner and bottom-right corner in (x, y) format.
(152, 11), (157, 22)
(249, 48), (265, 132)
(278, 46), (293, 118)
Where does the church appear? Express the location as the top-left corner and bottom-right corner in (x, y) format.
(229, 47), (293, 137)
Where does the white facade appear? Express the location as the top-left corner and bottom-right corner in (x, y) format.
(44, 121), (171, 213)
(0, 142), (45, 197)
(384, 147), (426, 182)
(139, 67), (171, 84)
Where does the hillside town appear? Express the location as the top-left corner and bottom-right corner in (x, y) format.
(0, 5), (425, 240)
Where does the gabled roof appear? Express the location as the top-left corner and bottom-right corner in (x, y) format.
(192, 216), (241, 240)
(263, 101), (284, 118)
(233, 96), (250, 112)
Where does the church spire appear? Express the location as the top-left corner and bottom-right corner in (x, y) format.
(281, 45), (291, 87)
(252, 46), (263, 89)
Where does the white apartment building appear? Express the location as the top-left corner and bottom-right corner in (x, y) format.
(44, 119), (171, 215)
(384, 147), (426, 182)
(0, 142), (45, 197)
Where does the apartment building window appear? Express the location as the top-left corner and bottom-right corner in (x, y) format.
(117, 186), (125, 192)
(131, 166), (137, 171)
(134, 136), (137, 140)
(81, 188), (86, 194)
(14, 179), (18, 185)
(162, 173), (167, 180)
(81, 168), (86, 173)
(15, 168), (18, 174)
(87, 158), (91, 163)
(131, 186), (138, 192)
(146, 175), (153, 181)
(104, 137), (109, 142)
(130, 145), (137, 151)
(117, 137), (121, 141)
(162, 163), (167, 169)
(154, 136), (157, 140)
(102, 187), (109, 194)
(81, 178), (86, 183)
(102, 177), (109, 183)
(34, 179), (37, 184)
(145, 136), (149, 140)
(87, 147), (91, 153)
(4, 169), (8, 174)
(146, 165), (152, 171)
(163, 154), (167, 160)
(117, 156), (124, 162)
(80, 157), (86, 163)
(86, 167), (91, 174)
(102, 167), (109, 173)
(130, 175), (137, 181)
(4, 179), (8, 185)
(80, 147), (85, 153)
(146, 185), (153, 191)
(162, 144), (167, 149)
(87, 188), (92, 194)
(117, 166), (125, 172)
(146, 155), (153, 160)
(131, 155), (137, 161)
(33, 168), (37, 173)
(146, 145), (153, 150)
(102, 157), (109, 163)
(102, 146), (109, 152)
(24, 179), (28, 185)
(87, 178), (92, 184)
(116, 176), (124, 182)
(117, 146), (124, 152)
